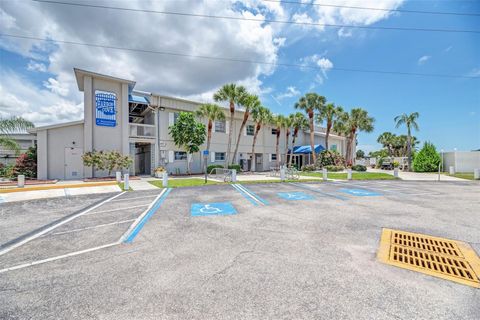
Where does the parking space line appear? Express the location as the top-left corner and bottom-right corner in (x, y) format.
(0, 242), (120, 274)
(122, 188), (172, 243)
(45, 219), (136, 237)
(83, 204), (150, 216)
(231, 184), (258, 206)
(289, 182), (348, 200)
(111, 195), (158, 202)
(0, 192), (126, 257)
(236, 184), (269, 205)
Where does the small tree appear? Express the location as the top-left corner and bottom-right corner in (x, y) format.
(356, 149), (365, 159)
(82, 150), (105, 176)
(13, 146), (37, 178)
(413, 142), (441, 172)
(82, 150), (132, 177)
(169, 112), (206, 174)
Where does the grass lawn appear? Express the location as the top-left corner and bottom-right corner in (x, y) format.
(300, 172), (397, 180)
(149, 178), (219, 188)
(446, 172), (475, 180)
(117, 182), (133, 191)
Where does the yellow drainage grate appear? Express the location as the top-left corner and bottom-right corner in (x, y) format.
(377, 228), (480, 288)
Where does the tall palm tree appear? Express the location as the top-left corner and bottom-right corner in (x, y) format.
(316, 103), (343, 151)
(231, 94), (259, 164)
(336, 108), (375, 165)
(283, 115), (293, 167)
(250, 105), (272, 172)
(394, 112), (419, 172)
(377, 132), (395, 156)
(0, 116), (34, 155)
(271, 114), (286, 168)
(288, 112), (308, 168)
(195, 103), (225, 169)
(294, 93), (326, 163)
(213, 84), (248, 168)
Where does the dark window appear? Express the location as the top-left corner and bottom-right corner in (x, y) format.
(271, 154), (277, 161)
(246, 125), (255, 136)
(215, 152), (226, 161)
(271, 128), (277, 135)
(174, 151), (187, 160)
(215, 120), (226, 133)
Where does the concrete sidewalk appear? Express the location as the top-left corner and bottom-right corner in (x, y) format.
(367, 168), (469, 181)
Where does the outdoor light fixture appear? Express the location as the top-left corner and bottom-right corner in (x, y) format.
(159, 107), (165, 111)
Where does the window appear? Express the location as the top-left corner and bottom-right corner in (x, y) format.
(173, 112), (180, 124)
(271, 128), (277, 135)
(271, 153), (277, 161)
(330, 144), (337, 151)
(215, 120), (226, 133)
(174, 151), (187, 160)
(246, 125), (255, 136)
(215, 152), (226, 161)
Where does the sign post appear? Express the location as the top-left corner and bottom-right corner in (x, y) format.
(203, 150), (209, 184)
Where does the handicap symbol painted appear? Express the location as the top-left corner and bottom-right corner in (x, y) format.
(277, 192), (314, 201)
(191, 202), (237, 217)
(340, 188), (381, 197)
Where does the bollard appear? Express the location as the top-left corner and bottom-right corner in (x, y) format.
(474, 169), (480, 180)
(231, 169), (237, 183)
(17, 175), (25, 188)
(347, 169), (352, 180)
(449, 166), (455, 175)
(322, 168), (328, 181)
(394, 168), (399, 178)
(115, 171), (122, 183)
(280, 166), (286, 181)
(162, 172), (168, 188)
(124, 174), (129, 191)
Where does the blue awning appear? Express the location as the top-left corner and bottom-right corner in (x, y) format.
(290, 144), (325, 154)
(128, 94), (149, 105)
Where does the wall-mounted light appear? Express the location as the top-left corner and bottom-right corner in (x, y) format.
(159, 107), (165, 111)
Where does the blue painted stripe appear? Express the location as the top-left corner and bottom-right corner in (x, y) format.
(123, 188), (172, 243)
(290, 183), (348, 200)
(237, 184), (269, 205)
(231, 184), (258, 206)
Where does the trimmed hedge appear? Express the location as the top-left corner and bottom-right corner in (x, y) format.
(207, 164), (242, 174)
(325, 165), (345, 172)
(351, 164), (367, 172)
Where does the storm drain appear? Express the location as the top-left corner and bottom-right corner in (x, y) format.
(377, 228), (480, 288)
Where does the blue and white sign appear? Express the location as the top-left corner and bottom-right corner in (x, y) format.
(95, 90), (116, 127)
(277, 192), (314, 201)
(191, 202), (237, 217)
(203, 150), (209, 156)
(340, 188), (380, 196)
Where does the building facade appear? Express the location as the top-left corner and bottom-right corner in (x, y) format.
(31, 68), (351, 180)
(0, 133), (37, 166)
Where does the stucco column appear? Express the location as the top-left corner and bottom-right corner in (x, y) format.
(83, 75), (93, 178)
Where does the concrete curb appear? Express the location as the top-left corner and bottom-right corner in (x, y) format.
(0, 181), (118, 194)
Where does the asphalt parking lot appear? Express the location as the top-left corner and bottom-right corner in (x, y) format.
(0, 180), (479, 319)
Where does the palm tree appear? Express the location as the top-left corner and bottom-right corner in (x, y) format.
(213, 84), (248, 168)
(377, 132), (395, 156)
(288, 112), (308, 168)
(231, 94), (259, 164)
(271, 114), (286, 168)
(195, 103), (225, 170)
(250, 105), (272, 172)
(336, 108), (375, 165)
(294, 93), (326, 163)
(394, 112), (419, 171)
(283, 115), (293, 167)
(0, 116), (34, 155)
(316, 103), (343, 151)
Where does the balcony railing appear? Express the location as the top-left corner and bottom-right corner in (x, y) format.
(129, 123), (156, 139)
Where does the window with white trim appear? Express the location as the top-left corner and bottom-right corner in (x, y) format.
(246, 125), (255, 136)
(174, 151), (187, 160)
(215, 152), (226, 161)
(271, 153), (277, 161)
(173, 112), (180, 124)
(271, 128), (277, 135)
(215, 120), (226, 133)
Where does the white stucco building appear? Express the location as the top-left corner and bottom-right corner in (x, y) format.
(30, 68), (351, 180)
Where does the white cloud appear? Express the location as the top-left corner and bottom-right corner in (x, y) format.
(468, 68), (480, 77)
(27, 60), (47, 72)
(301, 54), (334, 84)
(43, 78), (69, 96)
(275, 86), (301, 100)
(417, 55), (431, 65)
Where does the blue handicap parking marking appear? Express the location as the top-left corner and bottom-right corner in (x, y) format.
(340, 188), (381, 196)
(277, 192), (314, 201)
(191, 202), (238, 217)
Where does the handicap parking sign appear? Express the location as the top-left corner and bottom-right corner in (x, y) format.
(277, 192), (314, 201)
(340, 188), (380, 197)
(191, 202), (237, 217)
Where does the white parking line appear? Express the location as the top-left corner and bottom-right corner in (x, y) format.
(0, 192), (126, 257)
(111, 195), (158, 202)
(83, 204), (149, 216)
(46, 219), (136, 237)
(0, 242), (120, 274)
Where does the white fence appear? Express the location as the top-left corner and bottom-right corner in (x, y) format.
(442, 151), (480, 172)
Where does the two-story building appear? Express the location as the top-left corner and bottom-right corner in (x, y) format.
(30, 68), (351, 180)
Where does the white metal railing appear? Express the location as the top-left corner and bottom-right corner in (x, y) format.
(129, 123), (156, 138)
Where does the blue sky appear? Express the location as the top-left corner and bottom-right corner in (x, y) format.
(0, 0), (479, 153)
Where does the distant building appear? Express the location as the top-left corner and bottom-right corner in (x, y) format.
(0, 133), (36, 166)
(30, 68), (352, 180)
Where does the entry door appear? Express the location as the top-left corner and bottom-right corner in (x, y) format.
(65, 147), (84, 180)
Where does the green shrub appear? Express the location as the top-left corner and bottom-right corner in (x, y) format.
(13, 146), (37, 178)
(207, 164), (224, 174)
(301, 164), (316, 171)
(325, 165), (345, 172)
(0, 163), (15, 178)
(315, 150), (345, 168)
(413, 142), (441, 172)
(392, 161), (400, 168)
(351, 164), (367, 172)
(376, 157), (384, 169)
(228, 164), (241, 172)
